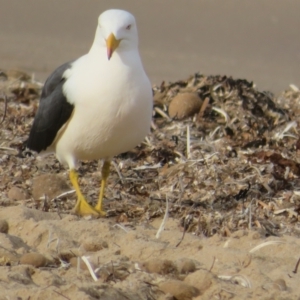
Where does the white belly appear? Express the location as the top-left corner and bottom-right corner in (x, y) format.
(53, 55), (152, 168)
(56, 91), (152, 163)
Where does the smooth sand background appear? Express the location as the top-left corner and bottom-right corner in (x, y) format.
(0, 0), (300, 94)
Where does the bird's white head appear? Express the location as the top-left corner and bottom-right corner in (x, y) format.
(93, 9), (139, 60)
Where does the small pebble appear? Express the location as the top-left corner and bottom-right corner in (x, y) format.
(20, 252), (47, 268)
(0, 219), (9, 233)
(273, 278), (287, 291)
(184, 269), (214, 294)
(168, 92), (202, 120)
(176, 258), (196, 274)
(7, 187), (29, 201)
(139, 259), (177, 275)
(32, 174), (70, 200)
(82, 238), (108, 252)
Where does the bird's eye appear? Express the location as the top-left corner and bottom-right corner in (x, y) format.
(126, 24), (131, 30)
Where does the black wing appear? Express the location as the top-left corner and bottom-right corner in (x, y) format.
(27, 62), (75, 152)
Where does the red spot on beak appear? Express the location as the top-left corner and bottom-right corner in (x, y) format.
(107, 48), (113, 60)
(105, 33), (120, 60)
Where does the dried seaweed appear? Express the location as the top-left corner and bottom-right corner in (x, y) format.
(1, 70), (300, 237)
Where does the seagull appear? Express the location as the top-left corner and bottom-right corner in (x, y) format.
(26, 9), (153, 217)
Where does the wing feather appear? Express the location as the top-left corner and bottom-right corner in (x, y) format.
(27, 62), (74, 152)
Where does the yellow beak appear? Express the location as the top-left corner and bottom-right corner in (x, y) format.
(106, 33), (121, 60)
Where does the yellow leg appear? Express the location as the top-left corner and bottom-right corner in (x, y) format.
(70, 169), (100, 217)
(94, 160), (110, 215)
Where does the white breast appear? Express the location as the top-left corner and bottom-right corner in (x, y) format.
(54, 51), (153, 168)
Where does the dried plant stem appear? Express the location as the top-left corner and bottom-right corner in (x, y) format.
(293, 257), (300, 274)
(209, 256), (216, 272)
(156, 195), (169, 239)
(82, 256), (98, 281)
(186, 125), (190, 159)
(53, 290), (71, 300)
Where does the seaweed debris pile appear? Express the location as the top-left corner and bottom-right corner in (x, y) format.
(2, 70), (300, 299)
(1, 71), (300, 237)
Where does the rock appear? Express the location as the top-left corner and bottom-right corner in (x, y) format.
(273, 278), (287, 291)
(159, 280), (200, 300)
(7, 186), (29, 201)
(82, 237), (108, 252)
(168, 92), (202, 120)
(0, 219), (9, 233)
(20, 252), (48, 268)
(184, 269), (214, 295)
(32, 173), (70, 200)
(176, 258), (196, 274)
(139, 259), (177, 275)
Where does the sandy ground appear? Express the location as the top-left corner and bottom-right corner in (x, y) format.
(0, 0), (300, 94)
(0, 205), (300, 300)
